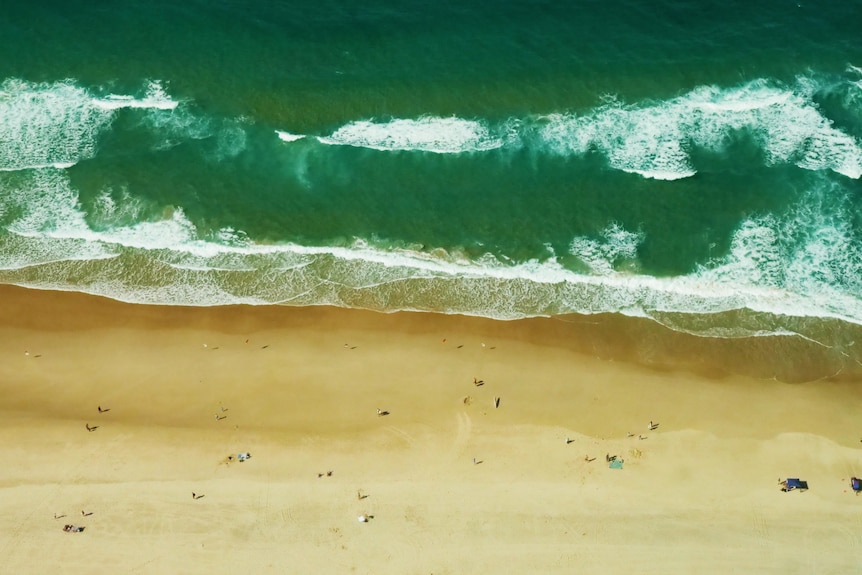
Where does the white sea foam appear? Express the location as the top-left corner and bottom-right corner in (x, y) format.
(0, 170), (115, 269)
(92, 81), (178, 111)
(318, 117), (506, 153)
(539, 78), (862, 179)
(4, 169), (95, 239)
(569, 223), (644, 275)
(0, 162), (77, 172)
(2, 79), (862, 327)
(0, 78), (181, 172)
(276, 130), (306, 142)
(3, 220), (861, 328)
(2, 166), (861, 327)
(693, 179), (862, 322)
(276, 76), (859, 178)
(0, 79), (115, 171)
(849, 67), (862, 93)
(3, 182), (861, 329)
(540, 106), (698, 180)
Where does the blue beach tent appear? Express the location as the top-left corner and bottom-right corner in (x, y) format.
(851, 477), (861, 494)
(781, 478), (808, 492)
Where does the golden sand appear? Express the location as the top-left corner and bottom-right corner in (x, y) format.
(0, 285), (860, 574)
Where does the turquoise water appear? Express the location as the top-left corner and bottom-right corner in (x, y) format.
(2, 0), (862, 373)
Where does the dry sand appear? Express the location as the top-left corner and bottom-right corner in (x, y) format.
(0, 285), (861, 574)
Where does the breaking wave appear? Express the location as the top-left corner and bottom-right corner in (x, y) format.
(0, 168), (860, 341)
(0, 79), (179, 172)
(1, 73), (861, 348)
(316, 117), (509, 153)
(277, 76), (862, 180)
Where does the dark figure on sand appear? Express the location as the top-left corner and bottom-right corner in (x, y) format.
(85, 423), (98, 432)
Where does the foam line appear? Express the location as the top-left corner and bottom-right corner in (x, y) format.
(92, 81), (178, 110)
(0, 162), (76, 172)
(2, 168), (861, 327)
(318, 117), (505, 153)
(276, 130), (306, 142)
(2, 187), (861, 329)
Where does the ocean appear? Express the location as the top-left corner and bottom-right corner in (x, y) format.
(2, 0), (862, 379)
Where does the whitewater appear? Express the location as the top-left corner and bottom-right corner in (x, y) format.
(1, 72), (861, 345)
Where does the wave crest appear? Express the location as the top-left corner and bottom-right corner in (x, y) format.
(317, 116), (508, 153)
(0, 79), (180, 172)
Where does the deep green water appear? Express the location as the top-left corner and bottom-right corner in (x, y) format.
(2, 0), (862, 377)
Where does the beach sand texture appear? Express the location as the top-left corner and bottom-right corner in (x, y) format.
(1, 285), (861, 574)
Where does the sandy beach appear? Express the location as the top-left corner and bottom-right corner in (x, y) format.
(0, 284), (861, 574)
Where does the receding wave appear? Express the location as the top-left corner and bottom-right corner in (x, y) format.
(1, 168), (860, 344)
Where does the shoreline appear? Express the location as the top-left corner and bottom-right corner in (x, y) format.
(4, 283), (860, 384)
(1, 284), (861, 573)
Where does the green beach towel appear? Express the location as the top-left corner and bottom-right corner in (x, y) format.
(609, 459), (624, 469)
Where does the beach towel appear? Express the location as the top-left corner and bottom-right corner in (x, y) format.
(609, 459), (624, 469)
